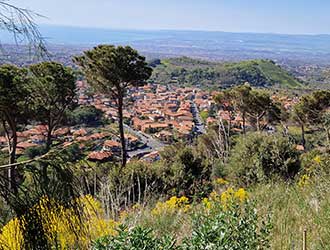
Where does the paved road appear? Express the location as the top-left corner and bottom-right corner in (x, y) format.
(190, 95), (206, 134)
(124, 124), (165, 158)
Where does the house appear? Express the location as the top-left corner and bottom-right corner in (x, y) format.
(89, 133), (109, 140)
(141, 123), (169, 133)
(155, 130), (174, 143)
(176, 128), (191, 140)
(206, 117), (217, 126)
(87, 151), (113, 162)
(0, 136), (6, 147)
(17, 142), (38, 150)
(103, 140), (121, 152)
(73, 128), (88, 138)
(125, 134), (139, 149)
(54, 127), (71, 137)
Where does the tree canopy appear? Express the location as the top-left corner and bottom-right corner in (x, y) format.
(74, 45), (152, 167)
(29, 61), (77, 150)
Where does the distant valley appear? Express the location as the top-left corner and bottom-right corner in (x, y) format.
(1, 25), (330, 89)
(1, 25), (330, 64)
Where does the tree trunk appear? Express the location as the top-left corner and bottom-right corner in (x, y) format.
(301, 124), (306, 149)
(281, 122), (288, 137)
(46, 125), (53, 152)
(256, 117), (260, 132)
(326, 128), (330, 150)
(242, 113), (246, 134)
(117, 94), (127, 168)
(3, 115), (18, 194)
(8, 130), (18, 193)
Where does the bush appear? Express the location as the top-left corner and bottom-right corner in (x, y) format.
(159, 144), (212, 198)
(25, 145), (47, 159)
(181, 188), (272, 250)
(67, 105), (105, 126)
(227, 132), (300, 185)
(92, 226), (176, 250)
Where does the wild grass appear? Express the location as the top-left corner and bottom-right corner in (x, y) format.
(252, 175), (330, 249)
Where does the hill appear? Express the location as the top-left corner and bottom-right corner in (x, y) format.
(150, 57), (302, 89)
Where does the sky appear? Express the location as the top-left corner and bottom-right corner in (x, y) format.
(9, 0), (330, 34)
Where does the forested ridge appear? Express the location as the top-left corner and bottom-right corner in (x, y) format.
(150, 57), (302, 89)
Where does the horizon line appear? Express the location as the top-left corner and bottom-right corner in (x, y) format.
(37, 23), (330, 37)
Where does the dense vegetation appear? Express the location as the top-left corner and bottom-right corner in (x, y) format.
(150, 57), (302, 89)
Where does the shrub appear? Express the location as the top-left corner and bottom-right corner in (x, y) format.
(0, 195), (117, 249)
(25, 145), (47, 159)
(227, 132), (300, 185)
(181, 188), (272, 250)
(159, 144), (212, 198)
(92, 225), (176, 250)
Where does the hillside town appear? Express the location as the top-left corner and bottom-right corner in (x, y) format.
(0, 79), (300, 165)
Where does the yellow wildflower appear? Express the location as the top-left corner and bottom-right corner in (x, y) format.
(313, 155), (322, 164)
(215, 178), (229, 185)
(234, 188), (248, 202)
(151, 196), (190, 216)
(0, 195), (118, 249)
(220, 187), (235, 205)
(202, 197), (212, 210)
(298, 174), (310, 188)
(0, 218), (24, 250)
(132, 203), (141, 211)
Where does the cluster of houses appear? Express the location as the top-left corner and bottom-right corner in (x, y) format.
(130, 85), (197, 142)
(0, 123), (143, 163)
(1, 80), (301, 164)
(77, 81), (206, 143)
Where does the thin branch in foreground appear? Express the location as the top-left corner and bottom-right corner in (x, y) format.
(0, 0), (48, 57)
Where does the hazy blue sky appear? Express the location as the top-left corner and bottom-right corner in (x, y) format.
(10, 0), (330, 34)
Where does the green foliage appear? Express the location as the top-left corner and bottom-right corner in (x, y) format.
(160, 144), (211, 197)
(148, 58), (161, 67)
(0, 65), (30, 121)
(199, 110), (209, 123)
(25, 145), (47, 159)
(252, 172), (330, 249)
(0, 64), (31, 164)
(67, 105), (105, 126)
(75, 45), (152, 167)
(227, 133), (301, 185)
(181, 201), (272, 250)
(29, 61), (77, 150)
(293, 90), (330, 127)
(74, 45), (152, 94)
(92, 225), (176, 250)
(151, 58), (301, 89)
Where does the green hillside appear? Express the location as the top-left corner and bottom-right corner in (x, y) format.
(150, 57), (302, 89)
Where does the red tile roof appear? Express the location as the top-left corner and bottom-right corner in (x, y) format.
(104, 140), (121, 148)
(17, 142), (38, 149)
(87, 151), (113, 161)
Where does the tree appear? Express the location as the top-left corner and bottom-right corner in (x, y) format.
(293, 90), (330, 149)
(227, 132), (300, 186)
(68, 105), (105, 127)
(29, 62), (76, 151)
(74, 45), (152, 167)
(214, 89), (236, 136)
(0, 64), (30, 191)
(231, 84), (252, 134)
(245, 89), (281, 131)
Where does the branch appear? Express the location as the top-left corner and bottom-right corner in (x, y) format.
(0, 0), (48, 56)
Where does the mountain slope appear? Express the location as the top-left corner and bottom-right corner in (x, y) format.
(150, 57), (302, 89)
